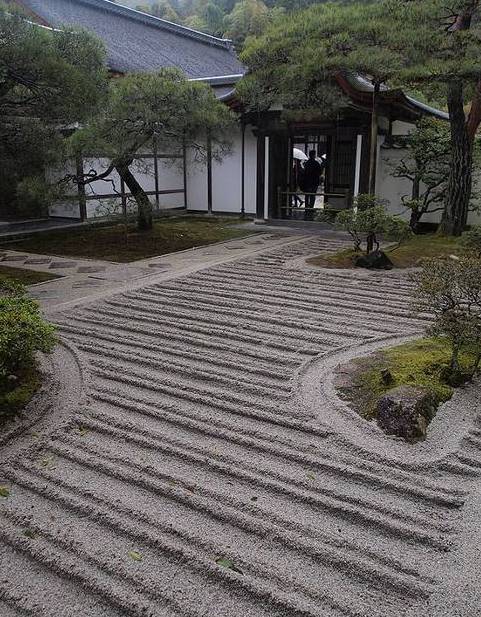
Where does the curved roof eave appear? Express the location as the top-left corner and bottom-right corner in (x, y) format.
(344, 73), (449, 120)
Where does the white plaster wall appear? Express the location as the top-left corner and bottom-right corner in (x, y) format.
(47, 160), (80, 218)
(377, 146), (412, 219)
(48, 151), (185, 219)
(185, 125), (257, 214)
(378, 139), (481, 226)
(49, 198), (81, 218)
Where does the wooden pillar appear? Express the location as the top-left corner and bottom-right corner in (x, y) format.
(207, 131), (213, 215)
(76, 154), (87, 222)
(120, 177), (127, 219)
(255, 132), (265, 220)
(354, 134), (363, 202)
(182, 141), (188, 209)
(153, 136), (160, 210)
(241, 116), (246, 218)
(368, 82), (380, 195)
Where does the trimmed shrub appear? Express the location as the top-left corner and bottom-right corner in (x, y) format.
(0, 280), (56, 416)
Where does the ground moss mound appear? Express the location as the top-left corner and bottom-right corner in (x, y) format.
(337, 338), (476, 421)
(307, 234), (463, 269)
(0, 266), (59, 286)
(0, 364), (41, 425)
(1, 216), (252, 263)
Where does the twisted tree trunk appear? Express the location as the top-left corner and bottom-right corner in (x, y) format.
(115, 161), (152, 231)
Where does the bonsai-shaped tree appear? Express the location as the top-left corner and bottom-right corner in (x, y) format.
(412, 255), (481, 383)
(69, 68), (235, 231)
(335, 195), (412, 255)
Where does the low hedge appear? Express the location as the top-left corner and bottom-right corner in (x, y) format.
(0, 278), (56, 422)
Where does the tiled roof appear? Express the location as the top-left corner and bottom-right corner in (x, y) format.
(15, 0), (245, 78)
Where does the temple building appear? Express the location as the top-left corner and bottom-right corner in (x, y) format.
(12, 0), (476, 225)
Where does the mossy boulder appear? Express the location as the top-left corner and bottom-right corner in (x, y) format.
(377, 385), (438, 442)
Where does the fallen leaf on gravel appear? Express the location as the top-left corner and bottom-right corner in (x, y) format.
(23, 529), (36, 539)
(215, 557), (244, 575)
(306, 472), (316, 481)
(77, 425), (88, 437)
(128, 550), (143, 562)
(39, 456), (57, 470)
(0, 486), (10, 498)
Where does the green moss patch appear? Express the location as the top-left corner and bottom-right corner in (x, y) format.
(337, 338), (476, 420)
(307, 234), (464, 269)
(1, 216), (253, 263)
(0, 364), (41, 425)
(0, 266), (60, 286)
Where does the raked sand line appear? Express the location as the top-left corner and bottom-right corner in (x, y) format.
(1, 234), (481, 617)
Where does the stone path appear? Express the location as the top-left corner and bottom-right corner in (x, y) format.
(1, 234), (481, 616)
(0, 232), (300, 310)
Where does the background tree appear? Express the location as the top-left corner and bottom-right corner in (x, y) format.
(391, 118), (451, 231)
(223, 0), (274, 46)
(240, 0), (481, 235)
(0, 4), (107, 217)
(69, 68), (235, 230)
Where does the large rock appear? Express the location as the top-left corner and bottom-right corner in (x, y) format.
(355, 250), (393, 270)
(377, 386), (438, 441)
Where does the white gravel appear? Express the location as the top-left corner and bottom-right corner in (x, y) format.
(1, 234), (481, 617)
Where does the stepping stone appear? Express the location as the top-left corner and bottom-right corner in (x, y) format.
(147, 263), (171, 269)
(1, 255), (28, 262)
(244, 239), (264, 245)
(24, 258), (52, 265)
(49, 261), (78, 269)
(77, 265), (106, 274)
(72, 280), (105, 289)
(225, 245), (246, 250)
(29, 291), (60, 299)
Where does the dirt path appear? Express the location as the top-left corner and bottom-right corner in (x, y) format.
(1, 235), (481, 616)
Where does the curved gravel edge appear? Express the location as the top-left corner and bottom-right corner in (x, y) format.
(0, 339), (85, 466)
(295, 332), (481, 466)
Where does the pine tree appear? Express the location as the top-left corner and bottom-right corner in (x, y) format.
(241, 0), (481, 235)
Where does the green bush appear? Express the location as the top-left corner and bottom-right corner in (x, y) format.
(0, 296), (56, 380)
(15, 176), (53, 218)
(462, 225), (481, 257)
(335, 197), (412, 253)
(0, 281), (56, 417)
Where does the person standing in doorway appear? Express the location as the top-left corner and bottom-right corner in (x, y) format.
(303, 150), (323, 221)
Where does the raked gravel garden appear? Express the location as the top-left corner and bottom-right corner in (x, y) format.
(1, 233), (481, 617)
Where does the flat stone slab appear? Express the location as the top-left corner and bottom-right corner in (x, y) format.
(72, 280), (105, 289)
(1, 255), (28, 262)
(24, 258), (52, 265)
(147, 263), (172, 270)
(29, 291), (61, 299)
(77, 266), (106, 274)
(49, 261), (78, 269)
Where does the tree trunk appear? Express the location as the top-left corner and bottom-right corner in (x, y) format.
(409, 207), (421, 232)
(441, 81), (473, 236)
(115, 162), (152, 231)
(368, 82), (380, 195)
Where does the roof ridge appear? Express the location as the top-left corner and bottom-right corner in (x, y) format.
(75, 0), (235, 50)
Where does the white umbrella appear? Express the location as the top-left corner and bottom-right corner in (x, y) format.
(293, 148), (308, 161)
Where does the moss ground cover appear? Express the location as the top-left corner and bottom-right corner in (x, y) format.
(0, 265), (60, 286)
(339, 338), (476, 420)
(1, 216), (253, 263)
(307, 234), (463, 269)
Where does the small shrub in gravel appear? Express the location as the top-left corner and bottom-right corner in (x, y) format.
(0, 279), (56, 420)
(412, 256), (481, 384)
